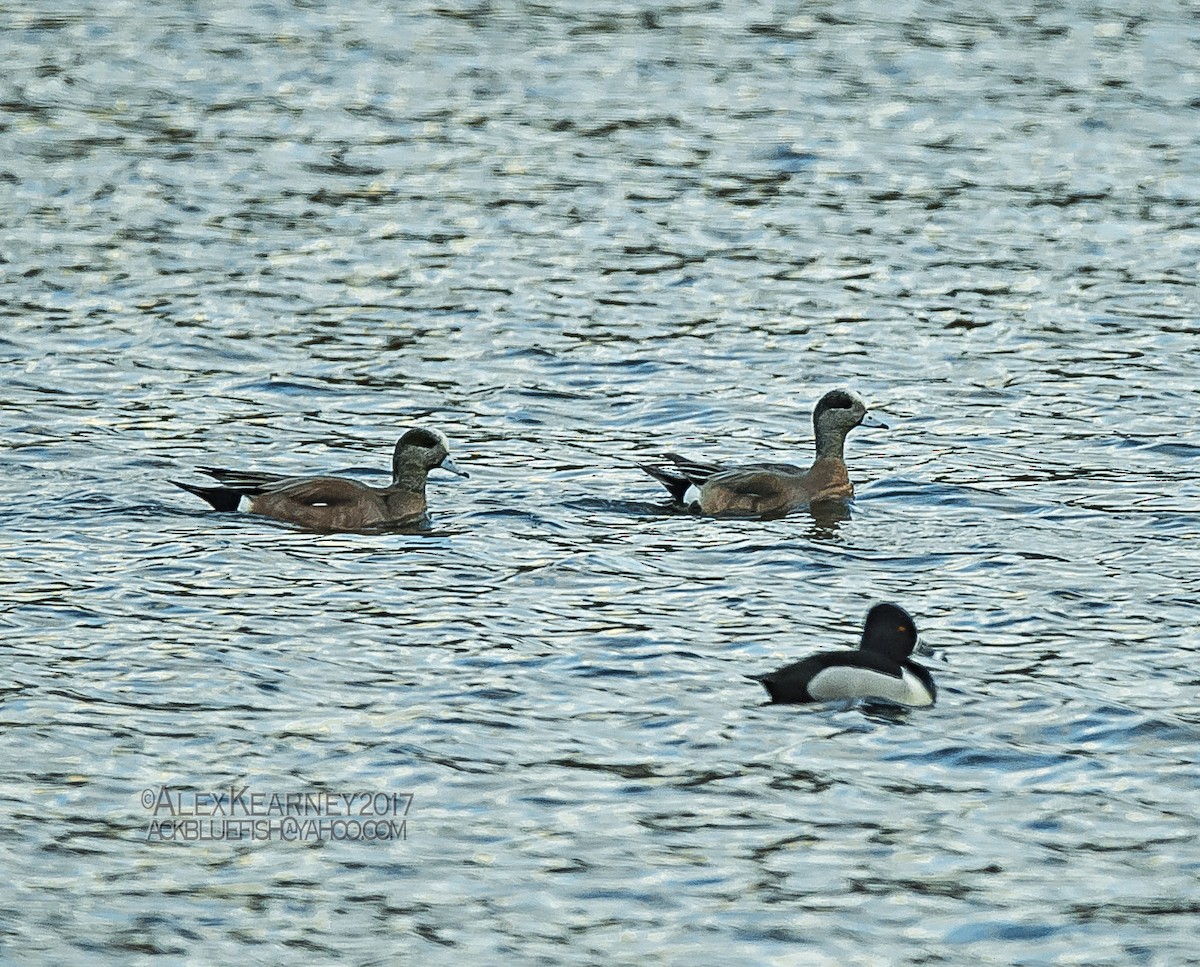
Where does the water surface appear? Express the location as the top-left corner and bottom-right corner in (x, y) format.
(2, 1), (1199, 963)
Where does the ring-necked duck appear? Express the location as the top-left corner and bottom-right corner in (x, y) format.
(639, 388), (885, 516)
(173, 427), (467, 530)
(752, 603), (936, 707)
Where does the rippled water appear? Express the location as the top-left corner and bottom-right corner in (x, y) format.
(3, 1), (1199, 963)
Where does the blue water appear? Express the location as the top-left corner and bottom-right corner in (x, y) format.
(2, 1), (1199, 963)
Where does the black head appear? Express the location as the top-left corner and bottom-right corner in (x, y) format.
(859, 603), (919, 662)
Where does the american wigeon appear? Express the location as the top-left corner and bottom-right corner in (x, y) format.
(752, 603), (936, 707)
(173, 427), (467, 530)
(639, 388), (885, 516)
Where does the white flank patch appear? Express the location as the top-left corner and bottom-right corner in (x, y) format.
(237, 495), (253, 513)
(682, 484), (702, 508)
(807, 665), (933, 707)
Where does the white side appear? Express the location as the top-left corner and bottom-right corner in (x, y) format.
(806, 665), (934, 707)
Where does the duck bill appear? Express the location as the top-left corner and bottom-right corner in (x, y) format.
(439, 455), (469, 478)
(859, 413), (888, 429)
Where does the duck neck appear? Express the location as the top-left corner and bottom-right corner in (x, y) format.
(813, 425), (848, 461)
(390, 459), (429, 494)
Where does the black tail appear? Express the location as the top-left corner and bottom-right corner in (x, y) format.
(747, 672), (781, 702)
(172, 480), (250, 513)
(638, 463), (695, 503)
(639, 452), (724, 504)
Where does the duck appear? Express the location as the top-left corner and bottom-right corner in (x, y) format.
(638, 388), (886, 517)
(752, 603), (936, 707)
(173, 427), (468, 530)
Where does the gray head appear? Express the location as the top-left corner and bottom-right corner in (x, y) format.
(812, 388), (886, 457)
(392, 428), (469, 482)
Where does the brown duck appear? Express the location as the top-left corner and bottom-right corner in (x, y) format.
(639, 389), (886, 516)
(173, 427), (467, 530)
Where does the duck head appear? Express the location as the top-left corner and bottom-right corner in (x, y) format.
(392, 428), (469, 484)
(812, 388), (886, 457)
